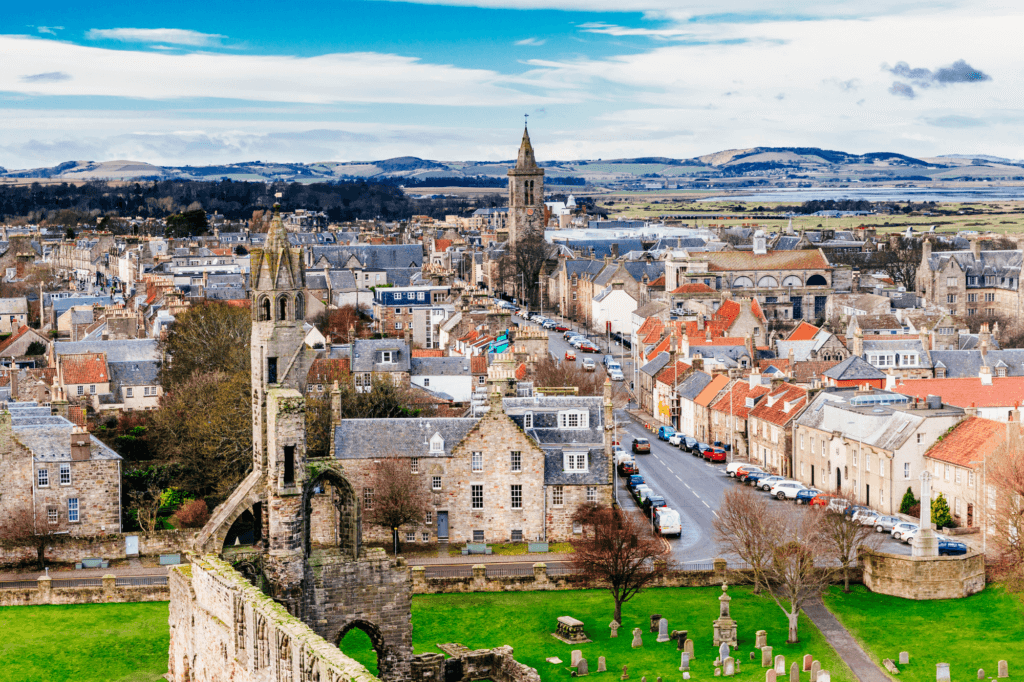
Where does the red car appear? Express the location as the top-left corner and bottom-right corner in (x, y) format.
(809, 493), (834, 507)
(555, 324), (571, 332)
(702, 447), (726, 462)
(579, 342), (601, 353)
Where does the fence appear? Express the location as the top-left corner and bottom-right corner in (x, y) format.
(0, 573), (170, 606)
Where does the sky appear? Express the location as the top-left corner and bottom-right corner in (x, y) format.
(1, 0), (1022, 168)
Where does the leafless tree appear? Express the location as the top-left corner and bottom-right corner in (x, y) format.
(498, 232), (550, 307)
(364, 457), (431, 555)
(533, 357), (604, 396)
(570, 505), (667, 624)
(129, 482), (165, 532)
(0, 502), (68, 569)
(988, 431), (1024, 593)
(713, 486), (780, 594)
(818, 501), (881, 592)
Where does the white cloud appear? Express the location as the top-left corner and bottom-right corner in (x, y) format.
(85, 28), (227, 47)
(515, 37), (546, 46)
(36, 26), (64, 36)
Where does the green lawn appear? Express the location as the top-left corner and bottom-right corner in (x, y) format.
(824, 584), (1024, 681)
(0, 601), (170, 682)
(404, 587), (854, 682)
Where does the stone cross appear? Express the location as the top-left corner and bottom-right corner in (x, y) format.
(724, 657), (736, 677)
(650, 614), (663, 633)
(755, 630), (768, 649)
(657, 618), (671, 643)
(791, 662), (800, 682)
(632, 628), (644, 648)
(684, 638), (695, 660)
(900, 653), (909, 665)
(621, 665), (629, 681)
(671, 630), (689, 651)
(680, 652), (691, 672)
(998, 660), (1009, 678)
(762, 646), (774, 668)
(571, 650), (583, 668)
(577, 658), (589, 677)
(610, 620), (621, 638)
(775, 655), (786, 675)
(937, 663), (951, 682)
(810, 660), (821, 682)
(598, 657), (606, 673)
(766, 670), (777, 682)
(803, 655), (814, 672)
(720, 642), (731, 664)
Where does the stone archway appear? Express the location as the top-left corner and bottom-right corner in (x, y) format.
(335, 620), (395, 680)
(302, 467), (360, 559)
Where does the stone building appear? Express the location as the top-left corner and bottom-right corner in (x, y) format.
(507, 126), (545, 247)
(708, 375), (771, 459)
(917, 239), (1024, 319)
(746, 382), (808, 476)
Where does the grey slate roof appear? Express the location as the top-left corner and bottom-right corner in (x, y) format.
(333, 418), (478, 459)
(623, 261), (664, 283)
(559, 239), (645, 260)
(862, 338), (932, 367)
(564, 260), (605, 279)
(54, 339), (159, 363)
(675, 371), (713, 400)
(822, 355), (886, 381)
(411, 356), (472, 376)
(640, 352), (671, 378)
(52, 295), (122, 318)
(8, 403), (120, 462)
(503, 396), (604, 446)
(351, 339), (411, 373)
(926, 249), (1023, 285)
(107, 361), (160, 389)
(929, 350), (1024, 378)
(306, 244), (423, 270)
(544, 447), (609, 485)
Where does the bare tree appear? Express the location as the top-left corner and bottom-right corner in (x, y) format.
(129, 482), (165, 532)
(364, 457), (431, 556)
(533, 357), (604, 396)
(570, 505), (667, 624)
(761, 509), (833, 643)
(713, 486), (780, 594)
(818, 502), (881, 592)
(988, 431), (1024, 593)
(0, 502), (68, 569)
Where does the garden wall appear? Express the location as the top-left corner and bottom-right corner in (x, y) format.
(0, 529), (193, 568)
(861, 549), (985, 600)
(0, 575), (169, 606)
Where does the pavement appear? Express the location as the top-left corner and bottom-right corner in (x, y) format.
(0, 563), (171, 581)
(803, 599), (890, 682)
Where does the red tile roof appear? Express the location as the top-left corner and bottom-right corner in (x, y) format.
(307, 358), (351, 384)
(434, 239), (453, 252)
(924, 417), (1005, 468)
(636, 316), (663, 337)
(710, 380), (771, 418)
(706, 250), (830, 272)
(894, 376), (1024, 408)
(671, 282), (716, 294)
(759, 358), (792, 373)
(792, 360), (841, 384)
(655, 360), (691, 385)
(515, 362), (528, 381)
(61, 353), (108, 385)
(788, 322), (820, 342)
(0, 325), (38, 355)
(412, 349), (444, 357)
(647, 275), (665, 287)
(695, 374), (731, 407)
(689, 336), (748, 347)
(748, 383), (807, 427)
(470, 356), (487, 374)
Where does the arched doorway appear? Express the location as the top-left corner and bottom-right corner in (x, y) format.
(836, 467), (842, 491)
(223, 505), (262, 548)
(302, 469), (359, 559)
(336, 620), (391, 679)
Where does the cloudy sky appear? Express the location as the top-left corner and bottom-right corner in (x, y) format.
(1, 0), (1019, 168)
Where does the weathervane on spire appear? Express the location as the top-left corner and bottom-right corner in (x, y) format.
(524, 113), (529, 126)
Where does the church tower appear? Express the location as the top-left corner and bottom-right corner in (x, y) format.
(507, 125), (545, 246)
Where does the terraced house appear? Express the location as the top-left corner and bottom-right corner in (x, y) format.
(916, 238), (1024, 319)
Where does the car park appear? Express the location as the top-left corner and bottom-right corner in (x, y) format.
(794, 488), (823, 505)
(769, 481), (807, 500)
(755, 475), (786, 491)
(658, 426), (676, 441)
(891, 522), (918, 541)
(654, 507), (682, 537)
(872, 515), (901, 533)
(632, 437), (651, 454)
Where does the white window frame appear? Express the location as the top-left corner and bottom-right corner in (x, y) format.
(60, 463), (71, 486)
(431, 476), (442, 491)
(904, 462), (911, 479)
(558, 410), (589, 429)
(37, 468), (49, 487)
(564, 452), (588, 472)
(47, 508), (59, 525)
(67, 498), (79, 523)
(411, 458), (419, 474)
(510, 451), (522, 473)
(586, 486), (597, 503)
(125, 387), (133, 398)
(405, 531), (416, 543)
(510, 484), (522, 510)
(524, 413), (533, 429)
(422, 532), (429, 542)
(430, 434), (444, 453)
(552, 485), (564, 506)
(472, 451), (483, 472)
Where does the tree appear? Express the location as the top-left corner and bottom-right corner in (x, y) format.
(364, 457), (431, 555)
(314, 305), (368, 342)
(570, 505), (667, 624)
(158, 301), (251, 389)
(509, 232), (551, 308)
(533, 357), (604, 396)
(0, 502), (68, 569)
(128, 482), (164, 532)
(818, 504), (880, 592)
(165, 209), (209, 238)
(712, 486), (780, 594)
(988, 431), (1024, 593)
(899, 486), (918, 515)
(173, 499), (211, 528)
(931, 492), (954, 530)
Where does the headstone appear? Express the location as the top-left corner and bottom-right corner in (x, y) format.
(610, 621), (620, 638)
(650, 614), (663, 633)
(775, 655), (786, 675)
(621, 666), (629, 681)
(720, 643), (731, 665)
(751, 652), (756, 661)
(671, 630), (689, 651)
(641, 677), (646, 682)
(577, 658), (589, 677)
(756, 630), (768, 649)
(714, 583), (739, 649)
(819, 672), (830, 682)
(715, 669), (722, 677)
(978, 670), (985, 680)
(810, 660), (821, 682)
(685, 639), (695, 661)
(883, 660), (900, 675)
(791, 662), (799, 682)
(657, 618), (671, 643)
(571, 650), (583, 668)
(680, 652), (691, 672)
(632, 628), (643, 648)
(900, 653), (910, 665)
(724, 657), (736, 677)
(762, 647), (774, 668)
(546, 657), (563, 664)
(999, 661), (1009, 678)
(598, 657), (606, 673)
(767, 670), (777, 682)
(657, 677), (662, 682)
(804, 655), (814, 672)
(937, 663), (951, 682)
(684, 674), (691, 680)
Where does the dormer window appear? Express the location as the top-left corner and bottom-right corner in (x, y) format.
(558, 410), (589, 429)
(430, 433), (444, 453)
(381, 351), (394, 363)
(524, 413), (533, 429)
(564, 452), (588, 472)
(997, 366), (1007, 378)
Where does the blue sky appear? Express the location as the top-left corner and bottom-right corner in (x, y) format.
(0, 0), (1019, 167)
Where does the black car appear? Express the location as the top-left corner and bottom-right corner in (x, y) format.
(642, 494), (668, 516)
(937, 539), (968, 556)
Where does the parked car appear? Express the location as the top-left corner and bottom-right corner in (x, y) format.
(569, 336), (586, 348)
(703, 447), (727, 462)
(580, 342), (601, 353)
(938, 538), (968, 556)
(845, 504), (870, 518)
(554, 324), (571, 332)
(808, 493), (834, 507)
(607, 361), (623, 373)
(769, 481), (807, 500)
(735, 465), (765, 482)
(654, 507), (682, 537)
(827, 498), (852, 514)
(618, 459), (638, 476)
(726, 462), (756, 477)
(582, 358), (596, 371)
(603, 354), (616, 368)
(668, 433), (685, 447)
(794, 488), (824, 505)
(658, 426), (676, 441)
(564, 350), (577, 361)
(852, 509), (879, 525)
(692, 442), (710, 457)
(626, 474), (645, 492)
(681, 436), (700, 453)
(642, 494), (668, 516)
(745, 471), (773, 486)
(632, 484), (653, 504)
(872, 515), (901, 533)
(542, 320), (557, 329)
(755, 475), (786, 491)
(564, 330), (581, 340)
(901, 527), (920, 544)
(609, 369), (625, 381)
(891, 521), (918, 541)
(632, 437), (651, 454)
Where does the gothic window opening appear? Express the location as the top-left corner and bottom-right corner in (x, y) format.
(278, 295), (289, 321)
(268, 357), (278, 384)
(295, 293), (304, 321)
(284, 445), (295, 485)
(259, 296), (271, 321)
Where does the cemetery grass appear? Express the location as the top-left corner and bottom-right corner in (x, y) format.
(0, 601), (170, 682)
(824, 584), (1024, 682)
(401, 587), (855, 682)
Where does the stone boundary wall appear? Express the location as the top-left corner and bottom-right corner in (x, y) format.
(168, 555), (380, 682)
(0, 529), (193, 568)
(861, 549), (985, 600)
(412, 646), (541, 682)
(0, 575), (169, 606)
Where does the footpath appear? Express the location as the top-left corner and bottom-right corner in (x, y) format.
(803, 599), (890, 682)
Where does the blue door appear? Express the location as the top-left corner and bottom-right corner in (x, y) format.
(437, 511), (449, 539)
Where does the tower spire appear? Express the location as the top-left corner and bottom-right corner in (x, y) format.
(516, 124), (537, 170)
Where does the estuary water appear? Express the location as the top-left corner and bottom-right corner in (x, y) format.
(699, 186), (1024, 203)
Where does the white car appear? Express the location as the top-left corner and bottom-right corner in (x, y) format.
(891, 522), (918, 541)
(582, 358), (596, 371)
(768, 480), (807, 500)
(654, 507), (682, 537)
(668, 433), (685, 447)
(852, 509), (879, 526)
(726, 461), (759, 477)
(609, 369), (625, 381)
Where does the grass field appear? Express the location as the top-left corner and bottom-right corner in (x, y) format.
(823, 584), (1024, 681)
(0, 601), (170, 682)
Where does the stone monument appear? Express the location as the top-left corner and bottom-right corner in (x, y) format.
(912, 470), (940, 558)
(555, 616), (591, 644)
(632, 628), (644, 648)
(713, 582), (738, 648)
(609, 621), (620, 638)
(755, 630), (767, 648)
(937, 663), (951, 682)
(657, 618), (671, 643)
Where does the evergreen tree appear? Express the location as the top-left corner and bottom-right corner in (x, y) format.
(899, 486), (918, 515)
(931, 493), (955, 529)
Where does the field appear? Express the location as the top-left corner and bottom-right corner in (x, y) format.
(823, 584), (1024, 682)
(0, 602), (170, 682)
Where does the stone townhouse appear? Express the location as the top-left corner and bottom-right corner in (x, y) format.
(350, 338), (411, 392)
(692, 373), (731, 443)
(708, 375), (771, 459)
(56, 352), (110, 410)
(0, 325), (50, 364)
(0, 400), (122, 536)
(776, 328), (849, 364)
(653, 358), (692, 428)
(638, 352), (670, 417)
(792, 388), (965, 513)
(856, 335), (934, 380)
(917, 239), (1024, 319)
(0, 297), (29, 334)
(674, 370), (713, 439)
(551, 259), (603, 322)
(847, 313), (905, 337)
(333, 389), (613, 545)
(746, 382), (808, 477)
(821, 355), (887, 389)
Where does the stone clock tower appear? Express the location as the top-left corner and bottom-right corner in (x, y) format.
(507, 125), (545, 246)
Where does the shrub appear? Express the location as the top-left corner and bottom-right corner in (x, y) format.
(899, 486), (918, 515)
(173, 499), (210, 528)
(931, 493), (955, 529)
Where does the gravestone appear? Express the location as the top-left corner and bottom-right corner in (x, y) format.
(979, 670), (985, 680)
(657, 618), (671, 643)
(546, 657), (563, 664)
(791, 662), (799, 682)
(680, 652), (691, 672)
(819, 672), (830, 682)
(756, 631), (768, 649)
(775, 655), (786, 675)
(577, 658), (589, 677)
(610, 621), (621, 638)
(724, 657), (736, 677)
(685, 638), (695, 661)
(650, 614), (663, 633)
(621, 666), (629, 680)
(571, 650), (583, 668)
(671, 630), (689, 651)
(684, 674), (691, 680)
(804, 655), (814, 672)
(762, 647), (774, 668)
(657, 678), (662, 682)
(999, 661), (1009, 678)
(810, 660), (821, 682)
(719, 643), (731, 665)
(713, 583), (739, 648)
(900, 653), (910, 665)
(715, 669), (722, 677)
(598, 657), (606, 673)
(632, 628), (643, 648)
(556, 617), (591, 644)
(751, 652), (756, 661)
(766, 670), (777, 682)
(937, 663), (951, 682)
(883, 660), (900, 675)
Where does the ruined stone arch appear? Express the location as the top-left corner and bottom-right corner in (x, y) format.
(302, 466), (360, 559)
(334, 619), (397, 680)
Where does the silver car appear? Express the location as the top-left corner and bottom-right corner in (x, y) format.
(756, 475), (786, 491)
(872, 515), (901, 533)
(891, 521), (918, 541)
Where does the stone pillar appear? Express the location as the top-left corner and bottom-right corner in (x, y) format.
(713, 557), (727, 581)
(913, 470), (939, 558)
(533, 562), (548, 586)
(472, 564), (487, 591)
(102, 574), (116, 601)
(411, 566), (427, 593)
(37, 576), (51, 605)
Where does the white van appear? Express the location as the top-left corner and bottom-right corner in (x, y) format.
(654, 508), (682, 537)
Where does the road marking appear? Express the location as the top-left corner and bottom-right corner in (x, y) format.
(713, 511), (719, 518)
(703, 501), (710, 508)
(666, 467), (674, 474)
(692, 492), (701, 500)
(675, 475), (682, 481)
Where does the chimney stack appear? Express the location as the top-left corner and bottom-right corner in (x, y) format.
(70, 425), (91, 461)
(971, 238), (981, 258)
